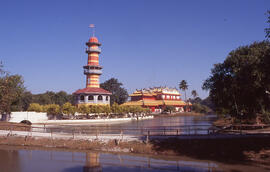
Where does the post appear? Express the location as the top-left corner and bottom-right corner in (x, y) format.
(146, 130), (150, 143)
(50, 129), (53, 139)
(121, 130), (123, 140)
(176, 129), (179, 135)
(96, 130), (98, 139)
(163, 128), (166, 135)
(72, 130), (74, 139)
(44, 124), (46, 132)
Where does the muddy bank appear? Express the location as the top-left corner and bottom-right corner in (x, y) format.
(0, 122), (30, 131)
(0, 135), (270, 169)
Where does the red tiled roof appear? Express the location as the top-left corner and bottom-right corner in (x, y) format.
(73, 87), (111, 95)
(89, 37), (99, 43)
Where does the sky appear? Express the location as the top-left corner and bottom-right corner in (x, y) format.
(0, 0), (269, 99)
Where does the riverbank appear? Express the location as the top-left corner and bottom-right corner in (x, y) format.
(157, 112), (205, 117)
(0, 133), (269, 169)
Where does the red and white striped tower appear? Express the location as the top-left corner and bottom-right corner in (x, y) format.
(74, 25), (111, 106)
(84, 36), (102, 88)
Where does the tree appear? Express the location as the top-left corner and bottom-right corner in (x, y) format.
(28, 103), (43, 112)
(191, 90), (198, 99)
(164, 105), (175, 114)
(61, 102), (76, 116)
(78, 105), (90, 117)
(100, 78), (128, 105)
(179, 80), (188, 102)
(0, 71), (25, 115)
(203, 41), (270, 120)
(46, 104), (61, 118)
(265, 10), (270, 39)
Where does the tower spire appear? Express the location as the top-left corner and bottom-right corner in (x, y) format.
(89, 24), (95, 37)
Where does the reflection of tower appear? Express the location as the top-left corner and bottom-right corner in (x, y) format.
(83, 152), (102, 172)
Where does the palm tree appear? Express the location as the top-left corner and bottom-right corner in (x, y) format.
(191, 90), (198, 99)
(179, 80), (188, 102)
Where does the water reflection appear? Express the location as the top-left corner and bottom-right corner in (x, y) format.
(0, 147), (220, 172)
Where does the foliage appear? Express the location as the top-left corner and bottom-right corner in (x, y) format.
(179, 80), (188, 101)
(192, 103), (211, 114)
(100, 78), (128, 105)
(164, 105), (175, 114)
(46, 104), (60, 116)
(0, 68), (25, 114)
(203, 41), (270, 119)
(28, 103), (43, 112)
(32, 91), (73, 106)
(78, 105), (90, 115)
(191, 90), (198, 98)
(61, 102), (76, 116)
(111, 102), (120, 114)
(265, 10), (270, 39)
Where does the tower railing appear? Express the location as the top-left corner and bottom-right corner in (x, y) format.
(86, 47), (101, 53)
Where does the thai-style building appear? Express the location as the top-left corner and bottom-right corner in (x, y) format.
(73, 32), (111, 106)
(122, 87), (189, 112)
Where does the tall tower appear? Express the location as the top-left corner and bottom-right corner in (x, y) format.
(84, 37), (102, 88)
(74, 26), (111, 106)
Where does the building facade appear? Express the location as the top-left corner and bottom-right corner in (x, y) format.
(73, 35), (111, 106)
(123, 87), (189, 112)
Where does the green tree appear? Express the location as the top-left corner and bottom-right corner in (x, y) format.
(179, 80), (188, 102)
(191, 90), (198, 99)
(28, 103), (43, 112)
(100, 78), (128, 105)
(61, 102), (76, 116)
(46, 104), (61, 118)
(203, 41), (270, 120)
(78, 105), (90, 117)
(265, 10), (270, 39)
(164, 105), (175, 114)
(102, 105), (111, 115)
(0, 71), (25, 115)
(111, 102), (120, 114)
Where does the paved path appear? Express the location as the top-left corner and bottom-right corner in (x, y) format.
(0, 130), (140, 142)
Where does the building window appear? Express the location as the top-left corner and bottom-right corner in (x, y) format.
(88, 95), (94, 100)
(98, 95), (103, 101)
(80, 95), (84, 101)
(106, 96), (109, 101)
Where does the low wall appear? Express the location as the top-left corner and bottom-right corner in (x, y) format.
(8, 112), (48, 123)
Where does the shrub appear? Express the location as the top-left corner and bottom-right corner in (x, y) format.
(27, 103), (43, 112)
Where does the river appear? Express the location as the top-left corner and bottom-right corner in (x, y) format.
(40, 114), (218, 135)
(0, 146), (267, 172)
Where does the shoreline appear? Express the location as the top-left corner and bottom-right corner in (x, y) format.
(34, 115), (154, 125)
(0, 134), (269, 169)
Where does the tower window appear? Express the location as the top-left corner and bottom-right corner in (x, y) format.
(106, 96), (109, 101)
(98, 95), (103, 101)
(80, 95), (84, 101)
(88, 95), (94, 100)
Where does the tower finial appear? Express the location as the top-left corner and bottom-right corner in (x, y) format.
(89, 24), (95, 37)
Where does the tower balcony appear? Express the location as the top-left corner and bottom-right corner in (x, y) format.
(84, 68), (102, 75)
(85, 47), (101, 54)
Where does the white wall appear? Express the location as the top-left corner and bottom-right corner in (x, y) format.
(9, 112), (48, 123)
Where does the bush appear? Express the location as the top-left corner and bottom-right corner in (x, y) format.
(192, 103), (211, 114)
(27, 103), (43, 112)
(46, 104), (60, 116)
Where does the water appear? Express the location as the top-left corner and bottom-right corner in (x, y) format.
(1, 146), (267, 172)
(41, 114), (218, 135)
(0, 146), (219, 172)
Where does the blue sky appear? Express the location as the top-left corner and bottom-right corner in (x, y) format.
(0, 0), (269, 99)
